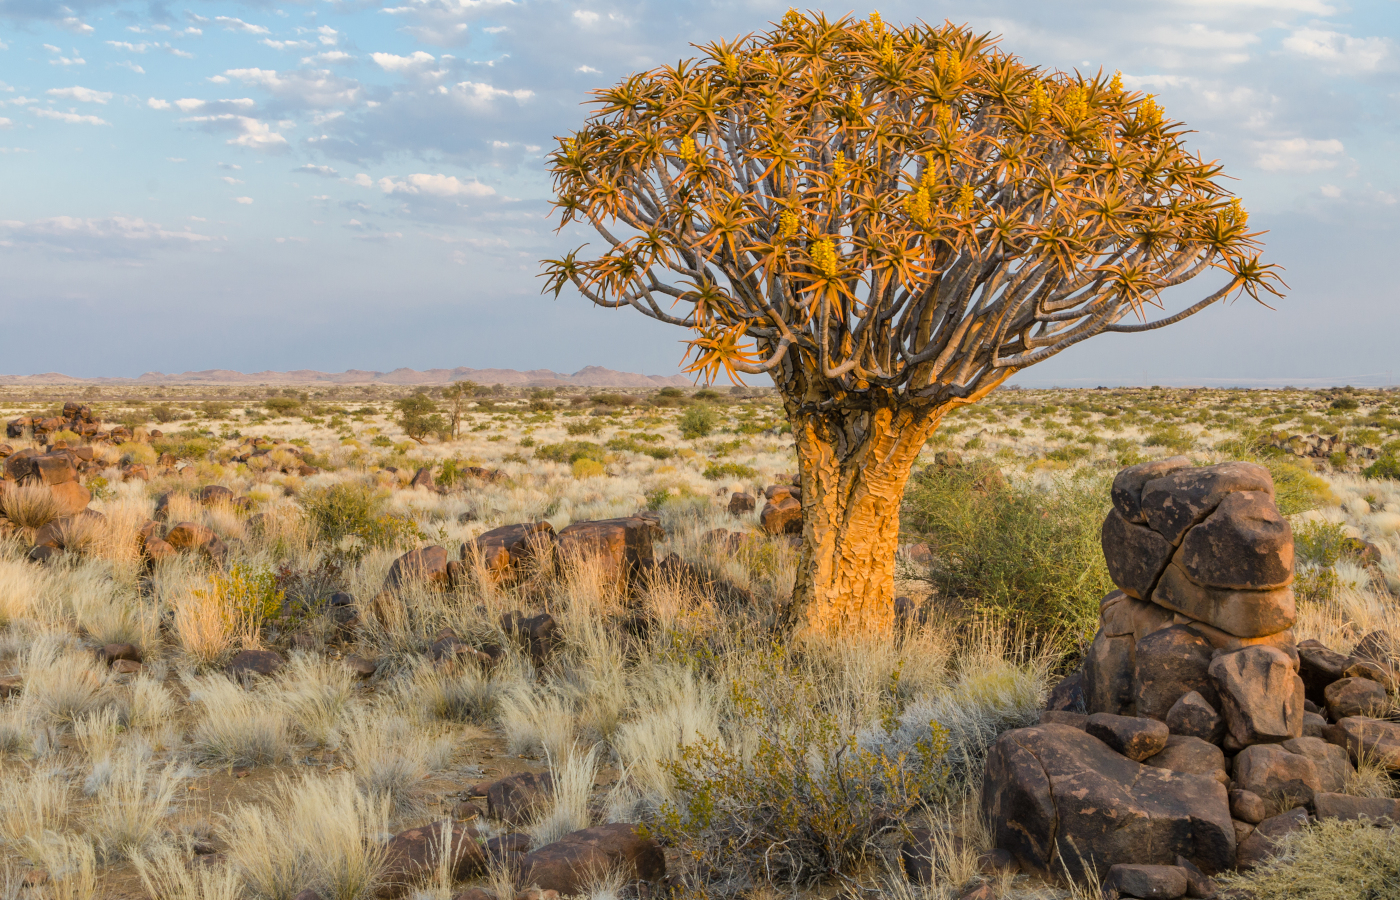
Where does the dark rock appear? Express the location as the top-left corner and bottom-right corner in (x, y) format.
(1324, 677), (1388, 720)
(380, 820), (484, 897)
(727, 492), (755, 515)
(1302, 711), (1327, 738)
(1281, 736), (1354, 794)
(513, 824), (664, 894)
(383, 546), (452, 592)
(1047, 670), (1086, 713)
(1152, 560), (1296, 639)
(101, 643), (142, 664)
(956, 885), (994, 900)
(1143, 735), (1227, 784)
(759, 494), (802, 535)
(1140, 462), (1275, 546)
(1323, 717), (1400, 771)
(486, 772), (554, 826)
(1351, 631), (1396, 667)
(1176, 491), (1293, 591)
(227, 649), (285, 680)
(1208, 646), (1304, 749)
(1165, 691), (1224, 744)
(345, 656), (377, 679)
(1111, 457), (1192, 525)
(899, 827), (936, 884)
(501, 612), (560, 667)
(1297, 639), (1349, 705)
(1232, 744), (1319, 812)
(197, 485), (235, 506)
(1134, 625), (1217, 721)
(1342, 656), (1396, 693)
(1104, 863), (1188, 899)
(555, 517), (656, 582)
(1228, 790), (1267, 825)
(1235, 808), (1308, 870)
(976, 847), (1017, 876)
(1173, 855), (1217, 899)
(1038, 710), (1088, 729)
(410, 466), (435, 490)
(1312, 793), (1400, 825)
(980, 724), (1234, 881)
(1086, 713), (1170, 761)
(1102, 509), (1176, 600)
(1085, 629), (1137, 716)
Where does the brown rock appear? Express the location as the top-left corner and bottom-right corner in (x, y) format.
(759, 494), (802, 535)
(1181, 617), (1298, 657)
(1086, 713), (1170, 761)
(1038, 710), (1088, 729)
(1174, 854), (1218, 900)
(1325, 677), (1388, 720)
(1302, 711), (1327, 738)
(980, 724), (1234, 881)
(1152, 560), (1296, 639)
(1208, 646), (1305, 749)
(32, 454), (78, 486)
(102, 643), (142, 663)
(1102, 509), (1176, 600)
(1085, 629), (1137, 716)
(1312, 792), (1400, 825)
(470, 522), (555, 582)
(1104, 863), (1188, 900)
(1232, 819), (1255, 847)
(1140, 462), (1275, 546)
(226, 649), (285, 679)
(384, 546), (452, 592)
(1351, 630), (1397, 667)
(410, 466), (435, 490)
(1143, 735), (1227, 784)
(1111, 456), (1193, 525)
(955, 885), (994, 900)
(165, 521), (217, 552)
(144, 537), (176, 563)
(1235, 808), (1309, 870)
(514, 824), (664, 893)
(48, 481), (91, 516)
(345, 656), (377, 679)
(111, 659), (142, 675)
(1342, 657), (1396, 693)
(1280, 736), (1354, 794)
(1100, 590), (1175, 641)
(380, 820), (485, 897)
(1232, 744), (1319, 812)
(486, 772), (554, 826)
(1165, 691), (1224, 744)
(899, 827), (937, 884)
(555, 517), (656, 581)
(976, 848), (1017, 876)
(1134, 625), (1218, 721)
(1177, 491), (1293, 591)
(727, 492), (755, 515)
(197, 485), (235, 506)
(1228, 790), (1267, 825)
(1323, 717), (1400, 771)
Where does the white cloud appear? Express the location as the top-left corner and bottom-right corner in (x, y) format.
(219, 176), (244, 184)
(1282, 28), (1393, 74)
(576, 65), (600, 74)
(215, 16), (271, 35)
(61, 17), (95, 35)
(117, 61), (146, 74)
(220, 68), (362, 108)
(483, 26), (508, 34)
(147, 98), (171, 110)
(107, 41), (151, 52)
(352, 173), (372, 186)
(1254, 137), (1345, 172)
(303, 51), (353, 65)
(453, 81), (533, 106)
(1320, 184), (1341, 198)
(294, 164), (339, 177)
(50, 56), (85, 67)
(317, 26), (339, 45)
(46, 87), (113, 104)
(32, 109), (108, 125)
(173, 97), (257, 113)
(263, 39), (315, 50)
(182, 114), (289, 150)
(378, 172), (496, 199)
(171, 49), (195, 60)
(372, 51), (436, 71)
(572, 10), (599, 26)
(0, 118), (11, 128)
(0, 216), (212, 255)
(234, 196), (254, 204)
(1172, 0), (1335, 11)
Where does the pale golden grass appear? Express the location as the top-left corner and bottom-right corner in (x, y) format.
(1218, 818), (1400, 899)
(530, 742), (600, 845)
(18, 634), (116, 728)
(185, 673), (291, 766)
(611, 664), (723, 813)
(134, 842), (243, 900)
(38, 833), (98, 900)
(341, 708), (451, 819)
(0, 483), (61, 534)
(120, 670), (180, 747)
(276, 651), (359, 748)
(0, 766), (72, 865)
(84, 743), (186, 861)
(0, 552), (46, 626)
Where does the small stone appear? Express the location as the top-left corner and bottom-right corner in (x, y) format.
(451, 800), (482, 821)
(1228, 790), (1267, 825)
(1312, 792), (1400, 825)
(1235, 808), (1309, 870)
(1165, 691), (1224, 744)
(452, 890), (496, 900)
(111, 659), (142, 675)
(1104, 863), (1189, 899)
(345, 655), (377, 679)
(976, 848), (1017, 876)
(102, 642), (142, 663)
(956, 885), (995, 900)
(1297, 640), (1349, 704)
(226, 649), (285, 679)
(1209, 646), (1304, 749)
(1341, 657), (1396, 693)
(1232, 820), (1254, 847)
(1086, 712), (1170, 761)
(1302, 711), (1327, 738)
(1281, 736), (1354, 794)
(1173, 855), (1218, 900)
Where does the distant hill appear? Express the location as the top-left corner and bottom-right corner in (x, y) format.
(0, 365), (696, 388)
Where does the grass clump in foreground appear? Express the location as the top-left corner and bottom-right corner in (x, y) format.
(1220, 818), (1400, 899)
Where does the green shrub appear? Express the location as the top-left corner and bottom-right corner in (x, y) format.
(1219, 818), (1400, 900)
(1144, 424), (1194, 452)
(703, 462), (757, 481)
(607, 434), (674, 459)
(153, 431), (214, 460)
(300, 482), (423, 551)
(1046, 445), (1089, 462)
(1363, 455), (1400, 481)
(395, 394), (447, 443)
(264, 397), (301, 414)
(534, 441), (606, 464)
(571, 458), (605, 479)
(902, 464), (1111, 647)
(679, 404), (718, 439)
(566, 420), (602, 436)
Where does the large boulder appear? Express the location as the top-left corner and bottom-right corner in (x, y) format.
(1176, 491), (1293, 591)
(1152, 559), (1296, 639)
(514, 824), (664, 894)
(1101, 509), (1175, 600)
(1208, 646), (1304, 749)
(980, 724), (1234, 882)
(470, 521), (555, 582)
(1323, 717), (1400, 771)
(484, 771), (554, 826)
(1110, 457), (1192, 525)
(1165, 691), (1224, 744)
(383, 546), (452, 592)
(1232, 744), (1320, 812)
(380, 820), (485, 897)
(1280, 736), (1354, 794)
(1142, 735), (1227, 784)
(759, 493), (802, 535)
(555, 517), (656, 582)
(1235, 808), (1308, 871)
(1313, 793), (1400, 825)
(1324, 677), (1388, 720)
(1139, 462), (1274, 546)
(1085, 713), (1169, 761)
(49, 481), (92, 516)
(1133, 625), (1217, 721)
(1084, 628), (1137, 716)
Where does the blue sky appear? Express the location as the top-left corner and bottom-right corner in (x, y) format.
(1, 0), (1397, 385)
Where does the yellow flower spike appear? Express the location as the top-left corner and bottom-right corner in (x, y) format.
(1109, 70), (1123, 93)
(1029, 82), (1050, 120)
(870, 10), (883, 30)
(934, 49), (950, 76)
(1065, 86), (1088, 121)
(1220, 197), (1247, 228)
(777, 210), (799, 242)
(1139, 95), (1162, 128)
(906, 187), (931, 227)
(811, 238), (837, 277)
(680, 136), (698, 162)
(832, 154), (847, 185)
(936, 106), (952, 128)
(954, 183), (975, 216)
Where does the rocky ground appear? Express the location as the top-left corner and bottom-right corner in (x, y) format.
(0, 383), (1396, 900)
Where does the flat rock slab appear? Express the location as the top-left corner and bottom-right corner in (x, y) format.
(1235, 808), (1308, 871)
(981, 724), (1234, 882)
(1140, 462), (1274, 546)
(515, 824), (664, 894)
(1143, 735), (1226, 783)
(1152, 560), (1296, 640)
(1324, 717), (1400, 771)
(1086, 713), (1170, 761)
(1104, 863), (1188, 899)
(1324, 677), (1388, 720)
(1177, 491), (1293, 591)
(1313, 792), (1400, 825)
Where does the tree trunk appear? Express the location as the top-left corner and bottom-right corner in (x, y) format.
(779, 402), (941, 639)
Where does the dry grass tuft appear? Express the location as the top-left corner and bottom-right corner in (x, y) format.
(529, 743), (600, 846)
(1219, 818), (1400, 899)
(0, 483), (61, 534)
(134, 843), (243, 900)
(186, 673), (291, 766)
(84, 743), (186, 861)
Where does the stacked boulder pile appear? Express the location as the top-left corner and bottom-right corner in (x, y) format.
(2, 446), (94, 517)
(6, 402), (140, 446)
(981, 458), (1399, 899)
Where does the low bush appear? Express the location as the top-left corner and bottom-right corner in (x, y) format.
(300, 482), (423, 551)
(153, 431), (214, 460)
(534, 441), (606, 464)
(902, 463), (1111, 646)
(703, 462), (757, 481)
(679, 404), (718, 439)
(1363, 454), (1400, 481)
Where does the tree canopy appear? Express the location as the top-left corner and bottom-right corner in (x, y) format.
(544, 12), (1282, 407)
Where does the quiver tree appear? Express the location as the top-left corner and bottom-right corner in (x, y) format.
(544, 11), (1283, 638)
